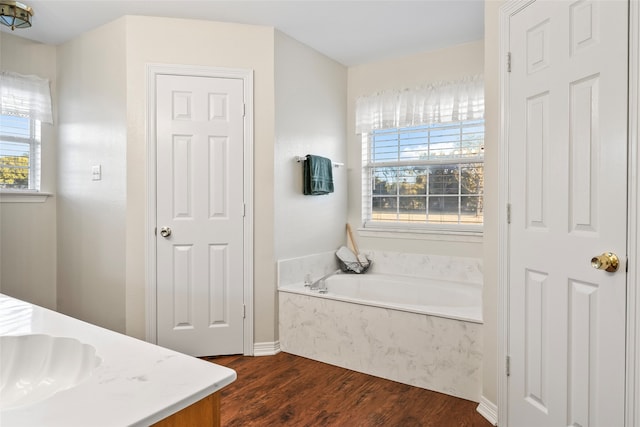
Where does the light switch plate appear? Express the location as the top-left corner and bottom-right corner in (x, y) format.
(92, 165), (101, 181)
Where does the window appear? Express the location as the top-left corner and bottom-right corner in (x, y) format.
(0, 70), (52, 196)
(363, 120), (484, 228)
(0, 115), (41, 190)
(356, 75), (484, 231)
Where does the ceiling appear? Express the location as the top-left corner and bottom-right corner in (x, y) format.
(3, 0), (484, 66)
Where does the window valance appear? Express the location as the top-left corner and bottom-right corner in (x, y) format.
(355, 75), (484, 134)
(1, 70), (53, 124)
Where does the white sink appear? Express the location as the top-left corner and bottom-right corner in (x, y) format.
(0, 334), (101, 410)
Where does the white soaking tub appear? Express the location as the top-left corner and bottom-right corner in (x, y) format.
(309, 273), (482, 323)
(278, 272), (483, 402)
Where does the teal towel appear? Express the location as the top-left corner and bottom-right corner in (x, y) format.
(303, 155), (334, 195)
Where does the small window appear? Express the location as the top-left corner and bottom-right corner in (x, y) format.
(362, 119), (484, 228)
(0, 114), (41, 191)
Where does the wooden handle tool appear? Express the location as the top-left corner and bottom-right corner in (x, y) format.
(346, 223), (365, 267)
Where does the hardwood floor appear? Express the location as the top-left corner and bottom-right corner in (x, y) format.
(205, 352), (491, 427)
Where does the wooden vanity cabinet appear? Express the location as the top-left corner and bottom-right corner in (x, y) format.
(151, 392), (220, 427)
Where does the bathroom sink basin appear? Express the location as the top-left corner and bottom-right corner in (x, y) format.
(0, 334), (100, 410)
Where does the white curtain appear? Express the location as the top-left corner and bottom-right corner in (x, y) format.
(0, 70), (53, 124)
(355, 75), (484, 134)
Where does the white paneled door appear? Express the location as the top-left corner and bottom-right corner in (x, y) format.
(507, 1), (628, 426)
(156, 74), (245, 357)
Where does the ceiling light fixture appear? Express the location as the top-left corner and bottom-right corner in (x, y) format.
(0, 1), (33, 30)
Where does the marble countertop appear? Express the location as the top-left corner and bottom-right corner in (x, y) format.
(0, 294), (237, 427)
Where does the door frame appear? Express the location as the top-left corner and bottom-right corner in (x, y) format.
(144, 63), (255, 356)
(497, 1), (640, 425)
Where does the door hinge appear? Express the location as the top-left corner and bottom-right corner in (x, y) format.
(243, 103), (246, 117)
(506, 355), (511, 377)
(154, 227), (157, 236)
(242, 304), (246, 318)
(507, 52), (512, 73)
(507, 203), (512, 224)
(243, 203), (246, 218)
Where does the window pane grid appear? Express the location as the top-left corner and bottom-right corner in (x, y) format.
(364, 120), (484, 226)
(0, 115), (41, 190)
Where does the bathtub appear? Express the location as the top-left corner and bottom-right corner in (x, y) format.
(278, 272), (483, 402)
(299, 273), (482, 323)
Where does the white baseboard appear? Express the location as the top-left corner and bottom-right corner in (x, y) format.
(253, 341), (281, 356)
(477, 396), (498, 426)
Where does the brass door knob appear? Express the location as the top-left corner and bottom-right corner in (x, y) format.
(591, 252), (619, 272)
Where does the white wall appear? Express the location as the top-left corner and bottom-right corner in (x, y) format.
(0, 32), (57, 309)
(274, 31), (348, 261)
(346, 40), (485, 258)
(56, 19), (128, 332)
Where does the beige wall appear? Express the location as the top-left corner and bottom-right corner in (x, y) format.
(57, 15), (277, 341)
(483, 0), (506, 407)
(0, 33), (58, 310)
(274, 31), (348, 261)
(56, 19), (128, 332)
(123, 16), (276, 341)
(11, 16), (329, 348)
(346, 40), (485, 258)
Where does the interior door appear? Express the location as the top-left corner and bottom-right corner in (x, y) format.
(507, 1), (628, 425)
(155, 74), (245, 357)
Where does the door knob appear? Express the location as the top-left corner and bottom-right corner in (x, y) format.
(591, 252), (619, 272)
(160, 226), (172, 238)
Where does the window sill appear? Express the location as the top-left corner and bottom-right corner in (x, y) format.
(0, 191), (53, 203)
(358, 224), (483, 243)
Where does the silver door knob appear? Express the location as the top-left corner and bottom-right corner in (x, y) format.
(591, 252), (619, 272)
(160, 226), (172, 238)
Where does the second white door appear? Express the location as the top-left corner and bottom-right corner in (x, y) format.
(507, 1), (628, 426)
(156, 73), (245, 357)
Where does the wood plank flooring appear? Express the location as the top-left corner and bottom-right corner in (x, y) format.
(205, 352), (491, 427)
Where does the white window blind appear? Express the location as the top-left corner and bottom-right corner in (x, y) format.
(0, 71), (53, 124)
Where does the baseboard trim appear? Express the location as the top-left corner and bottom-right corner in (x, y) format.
(477, 396), (498, 426)
(253, 341), (281, 356)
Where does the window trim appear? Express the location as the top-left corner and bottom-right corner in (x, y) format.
(1, 115), (43, 194)
(358, 224), (483, 243)
(361, 121), (485, 233)
(0, 190), (52, 203)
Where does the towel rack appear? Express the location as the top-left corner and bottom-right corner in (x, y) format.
(295, 156), (344, 168)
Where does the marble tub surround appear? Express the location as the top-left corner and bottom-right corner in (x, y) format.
(277, 250), (483, 287)
(277, 250), (483, 402)
(361, 250), (483, 284)
(279, 291), (482, 402)
(0, 294), (236, 427)
(277, 251), (339, 287)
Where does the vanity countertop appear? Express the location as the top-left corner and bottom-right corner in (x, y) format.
(0, 294), (237, 427)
